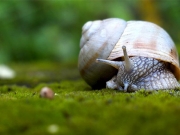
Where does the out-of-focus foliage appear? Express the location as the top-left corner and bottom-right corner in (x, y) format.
(0, 0), (180, 63)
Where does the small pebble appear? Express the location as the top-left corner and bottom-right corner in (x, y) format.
(40, 87), (54, 99)
(47, 124), (59, 134)
(0, 65), (15, 79)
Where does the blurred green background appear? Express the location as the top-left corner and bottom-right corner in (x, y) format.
(0, 0), (180, 63)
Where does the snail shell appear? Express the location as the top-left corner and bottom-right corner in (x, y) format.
(78, 18), (180, 89)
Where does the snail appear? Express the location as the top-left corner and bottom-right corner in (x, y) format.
(78, 18), (180, 92)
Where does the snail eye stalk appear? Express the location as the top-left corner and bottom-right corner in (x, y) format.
(122, 46), (133, 72)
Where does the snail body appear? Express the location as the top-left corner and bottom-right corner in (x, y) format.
(97, 47), (180, 92)
(78, 18), (180, 91)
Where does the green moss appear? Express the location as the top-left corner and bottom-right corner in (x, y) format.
(0, 62), (180, 135)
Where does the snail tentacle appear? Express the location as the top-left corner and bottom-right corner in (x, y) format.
(96, 59), (122, 69)
(122, 46), (133, 72)
(123, 82), (129, 92)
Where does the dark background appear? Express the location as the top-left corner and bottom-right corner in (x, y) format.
(0, 0), (180, 63)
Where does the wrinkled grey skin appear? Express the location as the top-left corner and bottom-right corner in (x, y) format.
(101, 56), (180, 92)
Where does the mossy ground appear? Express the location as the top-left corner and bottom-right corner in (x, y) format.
(0, 62), (180, 135)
